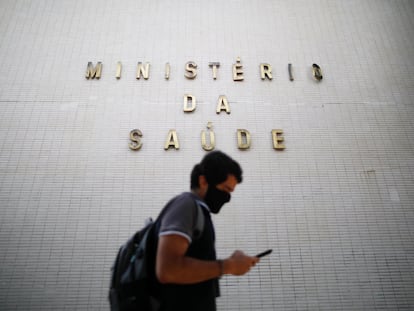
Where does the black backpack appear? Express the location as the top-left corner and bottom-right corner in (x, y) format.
(109, 218), (160, 311)
(109, 199), (205, 311)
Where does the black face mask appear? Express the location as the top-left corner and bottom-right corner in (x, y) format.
(204, 185), (231, 214)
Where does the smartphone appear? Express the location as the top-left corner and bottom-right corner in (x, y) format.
(256, 249), (273, 258)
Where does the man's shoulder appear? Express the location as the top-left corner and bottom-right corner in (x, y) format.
(158, 192), (203, 242)
(160, 192), (198, 217)
(170, 192), (198, 207)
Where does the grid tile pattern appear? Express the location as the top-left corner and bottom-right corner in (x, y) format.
(0, 0), (413, 310)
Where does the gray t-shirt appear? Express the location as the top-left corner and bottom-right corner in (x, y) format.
(159, 192), (207, 243)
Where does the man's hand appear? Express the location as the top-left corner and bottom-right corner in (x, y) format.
(156, 235), (260, 283)
(224, 250), (260, 276)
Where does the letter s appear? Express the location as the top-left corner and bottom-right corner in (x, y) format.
(129, 129), (143, 150)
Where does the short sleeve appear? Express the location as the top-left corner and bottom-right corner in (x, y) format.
(159, 193), (198, 243)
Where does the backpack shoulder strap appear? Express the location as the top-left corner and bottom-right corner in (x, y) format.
(193, 199), (206, 240)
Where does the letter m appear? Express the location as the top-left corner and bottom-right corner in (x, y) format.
(85, 62), (102, 79)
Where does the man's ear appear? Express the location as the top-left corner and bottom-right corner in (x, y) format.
(199, 175), (208, 188)
(197, 175), (209, 198)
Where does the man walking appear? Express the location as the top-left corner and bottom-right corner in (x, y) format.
(155, 151), (259, 311)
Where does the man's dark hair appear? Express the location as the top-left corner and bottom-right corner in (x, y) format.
(190, 151), (243, 189)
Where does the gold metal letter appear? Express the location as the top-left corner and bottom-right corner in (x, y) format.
(164, 130), (180, 150)
(312, 63), (323, 81)
(129, 129), (143, 150)
(201, 122), (215, 151)
(216, 95), (231, 114)
(85, 62), (102, 79)
(288, 63), (294, 81)
(165, 63), (170, 80)
(185, 61), (197, 79)
(136, 62), (150, 80)
(260, 63), (273, 80)
(237, 129), (251, 149)
(271, 129), (285, 150)
(232, 57), (244, 81)
(116, 62), (122, 79)
(209, 62), (220, 80)
(183, 94), (196, 112)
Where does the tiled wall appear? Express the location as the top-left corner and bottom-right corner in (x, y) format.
(0, 0), (413, 310)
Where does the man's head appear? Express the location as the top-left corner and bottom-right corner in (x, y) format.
(191, 151), (242, 213)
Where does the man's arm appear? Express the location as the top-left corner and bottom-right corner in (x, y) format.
(156, 234), (259, 284)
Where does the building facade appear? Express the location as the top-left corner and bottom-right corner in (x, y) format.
(0, 0), (413, 310)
